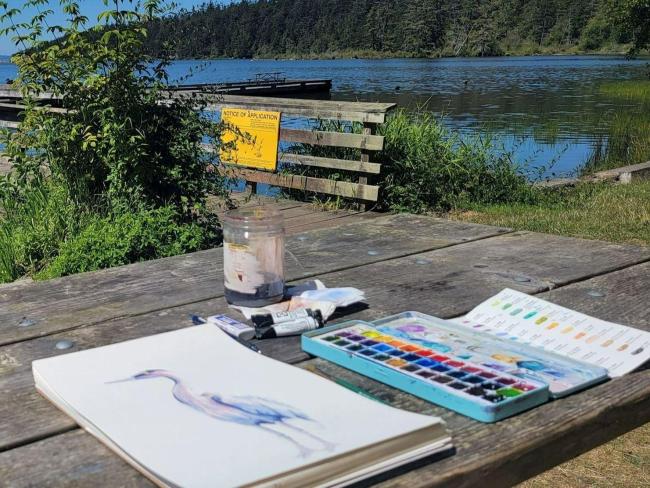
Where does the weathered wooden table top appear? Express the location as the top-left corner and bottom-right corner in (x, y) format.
(1, 212), (649, 488)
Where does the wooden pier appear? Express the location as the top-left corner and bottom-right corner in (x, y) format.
(168, 80), (332, 97)
(0, 77), (331, 101)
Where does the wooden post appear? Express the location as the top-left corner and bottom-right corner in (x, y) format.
(359, 122), (376, 211)
(247, 181), (258, 196)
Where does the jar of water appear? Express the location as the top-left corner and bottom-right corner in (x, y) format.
(223, 207), (285, 307)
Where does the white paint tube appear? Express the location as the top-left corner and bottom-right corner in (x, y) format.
(207, 314), (256, 341)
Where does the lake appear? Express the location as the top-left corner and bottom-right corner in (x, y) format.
(2, 55), (647, 178)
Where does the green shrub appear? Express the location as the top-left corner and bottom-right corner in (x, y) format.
(0, 1), (227, 283)
(37, 206), (218, 280)
(285, 110), (534, 213)
(377, 111), (532, 212)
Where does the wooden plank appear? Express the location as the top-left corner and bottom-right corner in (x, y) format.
(0, 102), (68, 114)
(261, 204), (329, 220)
(358, 123), (375, 211)
(0, 86), (396, 123)
(213, 95), (396, 114)
(283, 210), (363, 230)
(1, 262), (650, 486)
(230, 168), (379, 201)
(0, 430), (155, 488)
(285, 210), (385, 233)
(196, 94), (396, 124)
(279, 153), (381, 174)
(0, 86), (395, 114)
(0, 120), (19, 129)
(202, 144), (382, 173)
(209, 104), (388, 124)
(280, 128), (384, 151)
(0, 86), (56, 100)
(0, 215), (509, 346)
(591, 160), (650, 184)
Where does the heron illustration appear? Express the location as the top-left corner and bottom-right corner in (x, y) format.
(107, 369), (335, 458)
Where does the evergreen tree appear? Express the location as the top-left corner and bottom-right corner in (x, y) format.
(142, 0), (639, 59)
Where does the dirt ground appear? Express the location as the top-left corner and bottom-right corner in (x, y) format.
(518, 422), (650, 487)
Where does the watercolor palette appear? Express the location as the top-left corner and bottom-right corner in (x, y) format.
(372, 312), (608, 398)
(302, 320), (550, 423)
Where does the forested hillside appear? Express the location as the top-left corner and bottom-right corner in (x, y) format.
(145, 0), (628, 59)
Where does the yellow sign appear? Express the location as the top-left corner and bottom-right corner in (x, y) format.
(220, 108), (281, 171)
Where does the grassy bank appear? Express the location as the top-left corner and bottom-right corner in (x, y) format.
(451, 181), (650, 246)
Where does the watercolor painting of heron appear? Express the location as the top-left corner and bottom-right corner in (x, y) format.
(107, 369), (335, 458)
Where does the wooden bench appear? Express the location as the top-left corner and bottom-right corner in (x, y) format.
(171, 93), (396, 203)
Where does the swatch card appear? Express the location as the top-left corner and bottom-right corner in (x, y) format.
(451, 289), (650, 377)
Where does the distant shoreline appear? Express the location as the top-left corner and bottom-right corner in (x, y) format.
(2, 50), (648, 64)
(164, 48), (645, 62)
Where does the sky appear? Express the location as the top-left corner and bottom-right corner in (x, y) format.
(0, 0), (212, 55)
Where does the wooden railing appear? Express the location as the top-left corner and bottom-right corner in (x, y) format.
(0, 86), (396, 202)
(179, 93), (395, 202)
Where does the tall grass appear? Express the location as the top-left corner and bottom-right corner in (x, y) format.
(599, 80), (650, 104)
(0, 182), (75, 282)
(285, 110), (534, 213)
(583, 80), (650, 174)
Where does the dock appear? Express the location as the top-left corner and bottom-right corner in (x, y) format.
(168, 73), (332, 97)
(0, 72), (332, 100)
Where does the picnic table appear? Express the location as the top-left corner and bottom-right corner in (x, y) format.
(1, 207), (650, 487)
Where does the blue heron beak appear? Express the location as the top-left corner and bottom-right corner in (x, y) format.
(105, 376), (137, 384)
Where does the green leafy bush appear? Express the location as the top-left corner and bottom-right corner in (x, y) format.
(0, 1), (226, 283)
(38, 206), (218, 279)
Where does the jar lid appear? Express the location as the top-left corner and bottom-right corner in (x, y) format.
(223, 207), (285, 232)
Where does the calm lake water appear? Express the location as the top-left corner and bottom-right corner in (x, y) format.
(2, 55), (648, 178)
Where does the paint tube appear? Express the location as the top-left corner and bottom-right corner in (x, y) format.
(256, 311), (324, 339)
(251, 308), (318, 328)
(207, 314), (256, 341)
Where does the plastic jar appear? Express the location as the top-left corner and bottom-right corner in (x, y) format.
(222, 207), (285, 307)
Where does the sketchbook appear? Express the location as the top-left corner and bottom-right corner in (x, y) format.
(450, 288), (650, 378)
(33, 325), (452, 488)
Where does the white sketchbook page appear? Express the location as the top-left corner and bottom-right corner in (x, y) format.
(450, 289), (650, 377)
(32, 325), (442, 488)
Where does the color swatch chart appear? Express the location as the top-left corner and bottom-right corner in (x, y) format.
(452, 288), (650, 377)
(306, 322), (549, 422)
